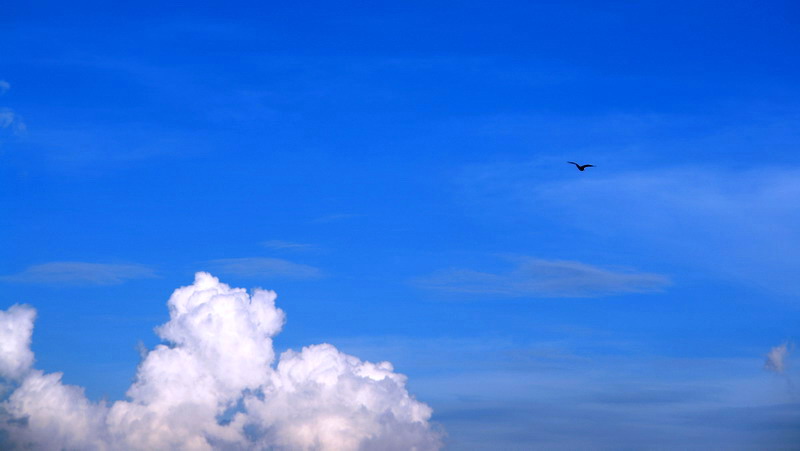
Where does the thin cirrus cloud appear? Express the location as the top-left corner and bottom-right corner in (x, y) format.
(0, 262), (157, 285)
(457, 160), (800, 295)
(0, 80), (9, 95)
(206, 257), (323, 279)
(332, 335), (798, 449)
(414, 257), (670, 298)
(261, 240), (316, 251)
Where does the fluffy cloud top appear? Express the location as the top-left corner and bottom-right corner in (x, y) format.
(0, 273), (441, 450)
(0, 305), (36, 380)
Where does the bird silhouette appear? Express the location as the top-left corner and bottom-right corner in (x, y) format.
(568, 161), (595, 171)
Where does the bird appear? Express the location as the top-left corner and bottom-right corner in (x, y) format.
(568, 161), (595, 171)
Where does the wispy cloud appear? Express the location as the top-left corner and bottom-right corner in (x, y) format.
(326, 334), (796, 450)
(0, 262), (157, 285)
(457, 162), (800, 295)
(414, 257), (669, 298)
(0, 81), (25, 135)
(261, 240), (316, 251)
(0, 109), (15, 128)
(206, 257), (323, 279)
(0, 109), (25, 134)
(765, 342), (792, 373)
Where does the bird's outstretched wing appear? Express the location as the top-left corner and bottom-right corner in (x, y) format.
(567, 161), (579, 166)
(583, 164), (595, 168)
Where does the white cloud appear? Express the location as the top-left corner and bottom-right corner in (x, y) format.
(415, 257), (669, 298)
(0, 305), (36, 380)
(207, 257), (323, 279)
(329, 335), (800, 450)
(5, 370), (110, 450)
(0, 273), (442, 450)
(0, 109), (24, 133)
(765, 342), (791, 373)
(243, 343), (440, 450)
(0, 262), (157, 285)
(0, 80), (9, 95)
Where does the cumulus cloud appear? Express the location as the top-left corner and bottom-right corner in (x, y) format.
(0, 273), (441, 450)
(415, 257), (669, 298)
(0, 305), (36, 380)
(207, 257), (323, 279)
(0, 262), (157, 285)
(765, 342), (791, 373)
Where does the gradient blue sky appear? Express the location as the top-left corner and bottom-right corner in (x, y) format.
(2, 0), (799, 448)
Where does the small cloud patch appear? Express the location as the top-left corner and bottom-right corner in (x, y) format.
(765, 342), (792, 373)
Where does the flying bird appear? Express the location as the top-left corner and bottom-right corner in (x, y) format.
(568, 161), (595, 171)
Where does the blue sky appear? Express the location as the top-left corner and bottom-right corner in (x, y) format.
(1, 0), (799, 448)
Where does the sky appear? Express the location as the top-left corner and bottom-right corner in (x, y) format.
(1, 0), (800, 449)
